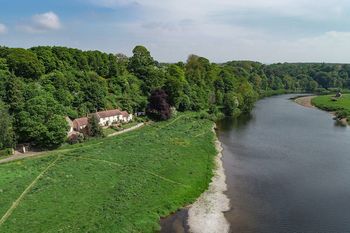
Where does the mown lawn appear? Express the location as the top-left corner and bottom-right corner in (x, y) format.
(0, 113), (216, 233)
(312, 94), (350, 120)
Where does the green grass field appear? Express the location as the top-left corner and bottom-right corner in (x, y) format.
(312, 94), (350, 120)
(0, 113), (217, 233)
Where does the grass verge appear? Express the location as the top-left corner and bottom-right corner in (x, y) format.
(312, 94), (350, 121)
(0, 113), (216, 233)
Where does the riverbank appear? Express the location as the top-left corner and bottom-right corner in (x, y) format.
(0, 113), (217, 232)
(160, 125), (230, 233)
(294, 95), (316, 108)
(294, 95), (348, 126)
(187, 126), (230, 233)
(312, 94), (350, 126)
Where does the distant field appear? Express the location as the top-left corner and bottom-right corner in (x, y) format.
(0, 113), (216, 233)
(312, 94), (350, 120)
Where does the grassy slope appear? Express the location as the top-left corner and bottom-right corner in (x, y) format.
(312, 94), (350, 119)
(0, 113), (216, 233)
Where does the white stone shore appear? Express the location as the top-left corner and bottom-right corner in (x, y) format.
(188, 127), (230, 233)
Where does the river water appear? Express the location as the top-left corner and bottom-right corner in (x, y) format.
(217, 95), (350, 233)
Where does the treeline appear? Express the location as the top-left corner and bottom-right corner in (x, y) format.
(1, 45), (350, 150)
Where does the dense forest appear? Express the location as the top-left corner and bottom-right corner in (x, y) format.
(1, 45), (350, 150)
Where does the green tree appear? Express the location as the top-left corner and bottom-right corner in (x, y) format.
(4, 75), (25, 113)
(0, 102), (15, 149)
(164, 65), (187, 109)
(30, 46), (58, 73)
(6, 48), (44, 79)
(128, 46), (154, 76)
(86, 114), (104, 137)
(223, 92), (239, 116)
(16, 94), (67, 149)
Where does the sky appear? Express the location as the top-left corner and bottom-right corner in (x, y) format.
(0, 0), (350, 63)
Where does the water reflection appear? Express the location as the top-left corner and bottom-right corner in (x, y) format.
(218, 95), (350, 233)
(217, 113), (253, 132)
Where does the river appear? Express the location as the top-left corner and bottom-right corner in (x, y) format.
(217, 94), (350, 233)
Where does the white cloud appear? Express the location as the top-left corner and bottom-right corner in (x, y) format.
(0, 23), (7, 34)
(100, 0), (350, 63)
(20, 11), (61, 33)
(89, 0), (349, 21)
(8, 0), (346, 63)
(33, 11), (61, 30)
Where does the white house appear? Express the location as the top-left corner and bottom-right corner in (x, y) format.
(121, 111), (133, 122)
(71, 109), (133, 132)
(96, 109), (123, 126)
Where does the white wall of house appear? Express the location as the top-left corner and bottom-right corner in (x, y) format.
(98, 115), (121, 126)
(99, 114), (133, 125)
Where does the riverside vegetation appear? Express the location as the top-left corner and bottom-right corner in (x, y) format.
(0, 113), (216, 232)
(312, 94), (350, 121)
(2, 45), (350, 151)
(2, 45), (350, 232)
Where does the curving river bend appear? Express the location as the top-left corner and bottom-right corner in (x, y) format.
(217, 94), (350, 233)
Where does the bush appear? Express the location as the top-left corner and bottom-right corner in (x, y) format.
(336, 110), (349, 119)
(0, 148), (13, 157)
(67, 133), (85, 144)
(146, 89), (171, 121)
(85, 114), (104, 138)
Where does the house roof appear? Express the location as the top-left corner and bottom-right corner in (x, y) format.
(121, 111), (129, 117)
(73, 117), (88, 128)
(72, 109), (130, 129)
(96, 109), (122, 119)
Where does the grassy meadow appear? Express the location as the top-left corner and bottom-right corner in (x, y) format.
(312, 94), (350, 120)
(0, 113), (217, 233)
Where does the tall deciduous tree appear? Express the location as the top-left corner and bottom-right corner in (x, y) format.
(16, 94), (67, 149)
(0, 101), (15, 149)
(146, 89), (171, 121)
(86, 114), (104, 138)
(128, 46), (154, 76)
(6, 48), (44, 79)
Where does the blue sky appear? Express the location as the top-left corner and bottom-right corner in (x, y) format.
(0, 0), (350, 63)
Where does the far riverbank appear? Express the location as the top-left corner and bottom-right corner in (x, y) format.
(294, 95), (316, 108)
(294, 95), (348, 126)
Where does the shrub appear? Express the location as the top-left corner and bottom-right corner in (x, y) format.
(146, 89), (171, 121)
(336, 110), (349, 119)
(67, 133), (85, 144)
(0, 148), (13, 157)
(86, 114), (104, 138)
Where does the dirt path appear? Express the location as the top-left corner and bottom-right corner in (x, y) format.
(107, 123), (144, 137)
(0, 151), (47, 165)
(69, 156), (188, 187)
(0, 123), (145, 165)
(0, 155), (62, 226)
(294, 96), (316, 108)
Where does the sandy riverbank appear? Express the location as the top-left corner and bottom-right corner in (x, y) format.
(294, 95), (348, 126)
(187, 126), (230, 233)
(294, 95), (316, 108)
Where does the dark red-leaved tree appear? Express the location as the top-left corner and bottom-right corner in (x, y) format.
(146, 89), (171, 121)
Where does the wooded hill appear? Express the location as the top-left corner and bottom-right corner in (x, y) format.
(1, 45), (350, 149)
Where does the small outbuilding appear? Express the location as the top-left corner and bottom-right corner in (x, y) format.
(73, 117), (89, 131)
(335, 91), (342, 98)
